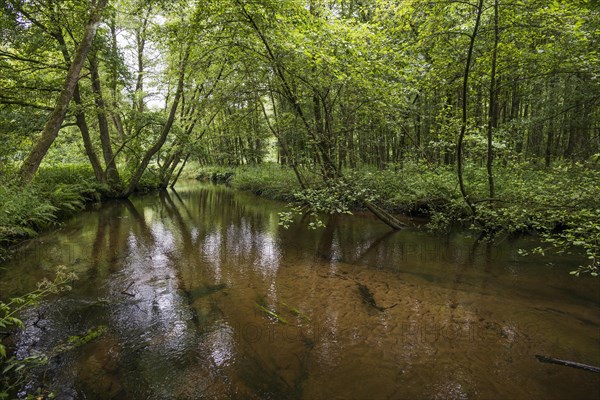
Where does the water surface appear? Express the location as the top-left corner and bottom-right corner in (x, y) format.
(1, 182), (599, 399)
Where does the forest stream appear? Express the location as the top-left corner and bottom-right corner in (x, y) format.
(1, 182), (598, 399)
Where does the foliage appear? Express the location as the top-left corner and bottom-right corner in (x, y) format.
(219, 164), (311, 201)
(0, 165), (107, 260)
(208, 161), (599, 274)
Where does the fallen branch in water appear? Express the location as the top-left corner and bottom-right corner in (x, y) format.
(535, 355), (600, 373)
(121, 281), (135, 297)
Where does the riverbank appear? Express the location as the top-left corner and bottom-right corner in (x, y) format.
(195, 162), (600, 275)
(0, 164), (179, 262)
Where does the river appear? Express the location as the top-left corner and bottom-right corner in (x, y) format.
(1, 182), (598, 399)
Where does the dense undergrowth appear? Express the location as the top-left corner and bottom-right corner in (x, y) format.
(0, 164), (163, 262)
(196, 162), (600, 275)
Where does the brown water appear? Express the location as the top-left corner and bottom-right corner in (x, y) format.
(1, 182), (599, 399)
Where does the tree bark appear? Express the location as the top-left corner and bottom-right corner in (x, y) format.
(456, 0), (483, 216)
(89, 50), (122, 189)
(18, 0), (108, 183)
(486, 0), (499, 198)
(73, 86), (106, 183)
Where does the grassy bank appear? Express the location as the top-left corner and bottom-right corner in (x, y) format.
(196, 162), (600, 275)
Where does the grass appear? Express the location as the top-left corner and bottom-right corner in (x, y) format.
(197, 161), (599, 229)
(194, 163), (316, 201)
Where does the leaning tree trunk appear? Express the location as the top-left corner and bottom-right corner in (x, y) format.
(18, 0), (108, 183)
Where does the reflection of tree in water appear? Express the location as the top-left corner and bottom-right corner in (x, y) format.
(132, 188), (299, 399)
(89, 201), (128, 279)
(77, 193), (236, 398)
(165, 187), (318, 399)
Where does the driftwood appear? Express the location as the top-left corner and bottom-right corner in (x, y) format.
(535, 355), (600, 373)
(121, 281), (135, 297)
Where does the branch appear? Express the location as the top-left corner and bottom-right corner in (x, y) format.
(535, 355), (600, 374)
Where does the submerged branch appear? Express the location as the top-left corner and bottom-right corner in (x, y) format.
(535, 355), (600, 373)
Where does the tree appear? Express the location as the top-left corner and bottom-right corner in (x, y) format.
(18, 0), (109, 183)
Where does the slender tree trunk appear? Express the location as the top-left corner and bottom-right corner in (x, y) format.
(73, 86), (106, 183)
(170, 153), (190, 189)
(457, 0), (483, 216)
(19, 0), (108, 183)
(545, 118), (554, 168)
(486, 0), (499, 198)
(261, 91), (307, 189)
(89, 50), (121, 189)
(509, 81), (520, 121)
(109, 18), (125, 141)
(160, 151), (181, 188)
(134, 14), (150, 112)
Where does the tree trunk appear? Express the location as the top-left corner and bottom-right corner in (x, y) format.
(456, 0), (483, 216)
(73, 85), (106, 183)
(261, 92), (307, 189)
(160, 151), (181, 188)
(89, 50), (121, 189)
(486, 0), (499, 198)
(19, 0), (108, 183)
(170, 153), (190, 189)
(109, 18), (125, 141)
(134, 14), (150, 112)
(535, 355), (600, 373)
(364, 201), (404, 230)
